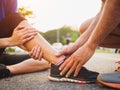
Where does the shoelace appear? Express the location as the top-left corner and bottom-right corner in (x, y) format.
(116, 61), (120, 72)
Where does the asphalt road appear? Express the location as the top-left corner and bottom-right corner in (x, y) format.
(0, 53), (120, 90)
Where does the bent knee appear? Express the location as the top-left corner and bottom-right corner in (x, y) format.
(79, 18), (93, 34)
(79, 24), (87, 34)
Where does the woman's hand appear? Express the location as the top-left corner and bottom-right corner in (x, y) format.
(29, 45), (43, 60)
(9, 26), (38, 46)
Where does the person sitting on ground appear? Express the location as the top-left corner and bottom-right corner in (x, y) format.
(0, 0), (50, 79)
(1, 0), (99, 84)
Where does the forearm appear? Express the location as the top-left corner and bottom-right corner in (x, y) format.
(0, 13), (26, 47)
(0, 38), (13, 48)
(73, 13), (101, 49)
(86, 0), (120, 49)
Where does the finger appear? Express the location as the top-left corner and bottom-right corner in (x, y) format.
(35, 46), (41, 60)
(21, 27), (38, 35)
(22, 31), (38, 39)
(74, 63), (82, 77)
(15, 26), (25, 31)
(32, 46), (38, 60)
(59, 57), (71, 70)
(38, 50), (43, 60)
(29, 46), (35, 58)
(22, 35), (34, 43)
(66, 61), (78, 77)
(55, 49), (68, 57)
(60, 58), (73, 76)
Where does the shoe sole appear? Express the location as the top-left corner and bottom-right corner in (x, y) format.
(97, 77), (120, 89)
(48, 75), (96, 84)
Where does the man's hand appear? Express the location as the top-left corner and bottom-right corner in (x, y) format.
(59, 44), (96, 77)
(29, 45), (43, 60)
(9, 26), (38, 46)
(56, 44), (78, 57)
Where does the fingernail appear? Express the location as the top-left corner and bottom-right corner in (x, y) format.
(59, 67), (61, 70)
(74, 74), (75, 77)
(74, 74), (76, 77)
(60, 73), (62, 76)
(66, 75), (68, 78)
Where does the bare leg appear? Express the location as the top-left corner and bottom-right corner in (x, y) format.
(80, 18), (94, 34)
(24, 34), (65, 64)
(80, 0), (120, 48)
(7, 59), (50, 75)
(99, 26), (120, 48)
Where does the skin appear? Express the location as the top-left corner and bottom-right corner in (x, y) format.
(56, 0), (120, 77)
(30, 0), (120, 78)
(0, 20), (38, 48)
(1, 20), (50, 75)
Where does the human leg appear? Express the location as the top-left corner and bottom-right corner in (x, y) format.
(22, 19), (99, 83)
(0, 54), (50, 77)
(7, 59), (50, 75)
(23, 34), (65, 64)
(99, 25), (120, 48)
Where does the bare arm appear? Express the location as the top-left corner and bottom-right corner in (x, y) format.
(87, 0), (120, 49)
(58, 0), (120, 77)
(73, 13), (101, 50)
(0, 38), (13, 48)
(56, 1), (104, 56)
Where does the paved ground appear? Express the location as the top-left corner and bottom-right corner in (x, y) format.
(0, 53), (120, 90)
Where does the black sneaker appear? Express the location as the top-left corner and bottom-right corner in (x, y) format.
(48, 64), (99, 83)
(0, 64), (11, 79)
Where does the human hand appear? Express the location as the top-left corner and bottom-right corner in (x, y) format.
(29, 45), (43, 60)
(59, 44), (96, 77)
(56, 44), (78, 57)
(10, 26), (38, 46)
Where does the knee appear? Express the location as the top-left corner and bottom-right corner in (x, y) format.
(79, 18), (93, 34)
(79, 23), (87, 34)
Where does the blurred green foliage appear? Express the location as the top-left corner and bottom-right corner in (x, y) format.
(18, 7), (33, 18)
(40, 26), (80, 44)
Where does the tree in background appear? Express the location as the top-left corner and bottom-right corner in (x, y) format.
(41, 26), (80, 45)
(18, 6), (33, 18)
(18, 7), (80, 45)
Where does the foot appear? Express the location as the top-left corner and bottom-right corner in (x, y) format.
(97, 61), (120, 89)
(0, 64), (11, 79)
(48, 64), (99, 83)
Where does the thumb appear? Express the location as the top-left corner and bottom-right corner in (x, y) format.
(55, 50), (66, 57)
(15, 25), (24, 31)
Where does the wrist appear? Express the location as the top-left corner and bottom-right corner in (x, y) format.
(85, 41), (97, 51)
(6, 37), (15, 47)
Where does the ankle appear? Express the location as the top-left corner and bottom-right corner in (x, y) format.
(55, 56), (68, 66)
(6, 66), (14, 75)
